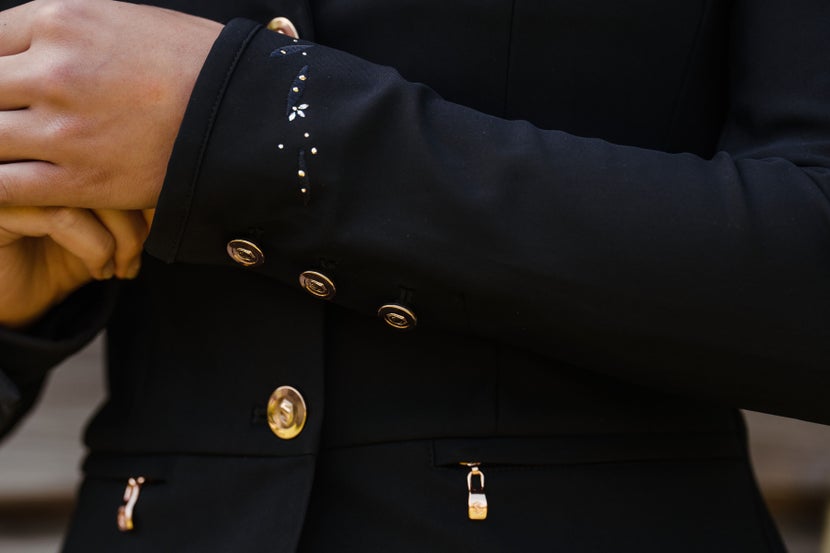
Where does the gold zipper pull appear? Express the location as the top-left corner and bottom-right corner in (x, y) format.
(461, 462), (488, 520)
(117, 476), (146, 532)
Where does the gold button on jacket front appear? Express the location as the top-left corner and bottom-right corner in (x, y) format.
(267, 386), (307, 439)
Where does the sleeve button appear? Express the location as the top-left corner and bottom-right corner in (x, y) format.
(266, 16), (299, 38)
(299, 271), (336, 300)
(378, 304), (417, 331)
(227, 239), (265, 267)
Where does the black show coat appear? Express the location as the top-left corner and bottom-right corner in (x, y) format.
(0, 0), (828, 551)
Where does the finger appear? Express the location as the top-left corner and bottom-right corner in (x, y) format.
(42, 207), (117, 280)
(94, 209), (148, 279)
(0, 2), (35, 56)
(142, 209), (155, 227)
(0, 206), (116, 279)
(0, 109), (43, 161)
(0, 160), (71, 207)
(0, 54), (36, 109)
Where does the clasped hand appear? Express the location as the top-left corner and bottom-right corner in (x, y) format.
(0, 0), (225, 327)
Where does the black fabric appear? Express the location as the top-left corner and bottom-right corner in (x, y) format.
(297, 439), (783, 553)
(62, 453), (315, 553)
(148, 0), (830, 424)
(84, 256), (325, 457)
(0, 280), (117, 438)
(0, 0), (825, 550)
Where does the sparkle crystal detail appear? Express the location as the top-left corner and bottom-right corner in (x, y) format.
(270, 44), (314, 57)
(288, 104), (309, 121)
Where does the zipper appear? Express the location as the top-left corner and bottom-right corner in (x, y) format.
(460, 462), (488, 520)
(117, 476), (146, 532)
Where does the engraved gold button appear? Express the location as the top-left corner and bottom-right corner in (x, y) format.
(378, 304), (417, 330)
(266, 16), (299, 38)
(299, 271), (336, 300)
(227, 239), (264, 267)
(267, 386), (307, 440)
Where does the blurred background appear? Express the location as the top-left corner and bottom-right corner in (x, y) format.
(1, 337), (829, 552)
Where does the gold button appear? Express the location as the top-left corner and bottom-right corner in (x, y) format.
(227, 239), (264, 267)
(378, 304), (417, 331)
(299, 271), (336, 300)
(266, 16), (299, 38)
(267, 386), (307, 440)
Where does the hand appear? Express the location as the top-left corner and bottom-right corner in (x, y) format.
(0, 0), (223, 210)
(0, 207), (148, 328)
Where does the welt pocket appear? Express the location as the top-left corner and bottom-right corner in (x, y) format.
(80, 453), (174, 533)
(82, 453), (172, 482)
(431, 432), (745, 468)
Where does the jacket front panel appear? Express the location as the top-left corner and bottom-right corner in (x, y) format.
(313, 0), (729, 153)
(79, 0), (747, 453)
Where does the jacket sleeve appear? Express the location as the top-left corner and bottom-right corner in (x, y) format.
(144, 1), (830, 424)
(0, 281), (117, 439)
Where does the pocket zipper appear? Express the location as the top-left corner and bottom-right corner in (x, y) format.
(460, 462), (487, 520)
(117, 476), (146, 532)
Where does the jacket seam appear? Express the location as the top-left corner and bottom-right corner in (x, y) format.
(664, 0), (713, 147)
(500, 0), (517, 119)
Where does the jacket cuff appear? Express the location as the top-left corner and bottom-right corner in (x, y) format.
(147, 18), (322, 271)
(146, 18), (267, 262)
(146, 17), (466, 328)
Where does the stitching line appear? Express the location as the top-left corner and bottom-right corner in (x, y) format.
(663, 0), (714, 147)
(169, 24), (263, 260)
(501, 0), (517, 118)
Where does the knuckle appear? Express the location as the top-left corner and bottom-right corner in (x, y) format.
(38, 58), (82, 101)
(110, 218), (146, 260)
(44, 113), (86, 142)
(86, 227), (115, 264)
(98, 232), (116, 260)
(34, 0), (86, 34)
(47, 206), (79, 231)
(31, 1), (91, 99)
